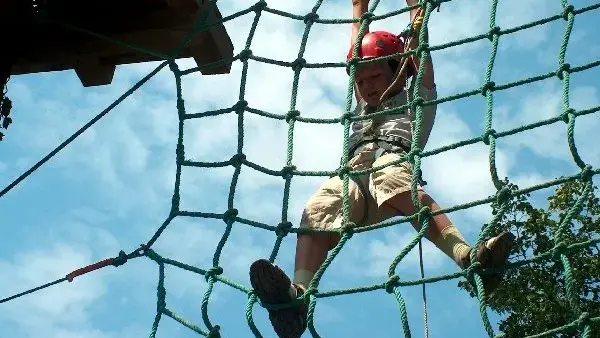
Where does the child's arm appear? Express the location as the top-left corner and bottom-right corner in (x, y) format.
(405, 0), (435, 90)
(350, 0), (369, 104)
(351, 0), (369, 45)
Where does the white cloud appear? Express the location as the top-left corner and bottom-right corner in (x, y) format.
(0, 243), (111, 337)
(365, 229), (447, 277)
(495, 0), (563, 49)
(494, 82), (600, 170)
(420, 108), (513, 225)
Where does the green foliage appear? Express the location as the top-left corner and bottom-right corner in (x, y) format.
(0, 64), (12, 142)
(459, 179), (600, 337)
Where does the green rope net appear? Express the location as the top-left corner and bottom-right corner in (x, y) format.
(1, 0), (600, 337)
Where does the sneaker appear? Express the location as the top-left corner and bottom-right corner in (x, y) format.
(249, 259), (308, 338)
(460, 231), (515, 294)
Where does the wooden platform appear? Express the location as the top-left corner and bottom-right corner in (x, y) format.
(2, 0), (234, 87)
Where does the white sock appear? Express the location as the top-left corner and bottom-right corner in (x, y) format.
(290, 269), (313, 298)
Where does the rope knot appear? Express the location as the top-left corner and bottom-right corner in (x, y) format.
(465, 261), (482, 281)
(408, 148), (422, 163)
(208, 325), (221, 338)
(286, 110), (300, 123)
(303, 287), (318, 299)
(230, 153), (246, 167)
(303, 12), (319, 24)
(239, 48), (253, 62)
(135, 244), (150, 257)
(338, 166), (351, 179)
(223, 208), (239, 224)
(112, 250), (128, 267)
(482, 128), (496, 145)
(168, 60), (180, 73)
(281, 165), (296, 180)
(562, 4), (575, 21)
(556, 63), (571, 80)
(495, 185), (511, 205)
(415, 42), (429, 56)
(417, 206), (431, 224)
(580, 165), (594, 181)
(488, 26), (501, 41)
(385, 275), (400, 293)
(292, 57), (307, 72)
(341, 111), (354, 125)
(205, 266), (224, 282)
(410, 96), (425, 110)
(252, 0), (267, 12)
(360, 12), (375, 23)
(233, 100), (248, 113)
(560, 107), (573, 123)
(276, 221), (293, 237)
(552, 241), (567, 260)
(341, 222), (355, 239)
(346, 55), (361, 73)
(481, 81), (496, 96)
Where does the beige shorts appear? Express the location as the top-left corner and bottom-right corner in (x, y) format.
(299, 143), (423, 231)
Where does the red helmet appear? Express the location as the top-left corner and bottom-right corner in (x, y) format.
(346, 31), (416, 77)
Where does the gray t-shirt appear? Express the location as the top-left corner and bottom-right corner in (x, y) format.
(348, 79), (438, 153)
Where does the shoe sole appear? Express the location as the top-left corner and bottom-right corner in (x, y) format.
(249, 259), (292, 305)
(249, 259), (307, 338)
(481, 231), (515, 294)
(488, 231), (515, 270)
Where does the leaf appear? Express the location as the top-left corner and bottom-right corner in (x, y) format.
(0, 98), (11, 117)
(2, 116), (12, 129)
(458, 181), (600, 337)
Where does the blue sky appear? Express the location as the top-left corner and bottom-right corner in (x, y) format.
(1, 0), (599, 337)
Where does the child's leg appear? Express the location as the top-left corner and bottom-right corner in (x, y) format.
(249, 171), (368, 338)
(370, 153), (514, 294)
(248, 233), (336, 338)
(380, 190), (514, 293)
(379, 189), (472, 267)
(291, 232), (337, 295)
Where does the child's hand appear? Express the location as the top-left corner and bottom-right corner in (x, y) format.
(352, 0), (369, 6)
(405, 0), (419, 7)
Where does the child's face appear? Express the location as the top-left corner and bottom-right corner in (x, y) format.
(354, 62), (398, 106)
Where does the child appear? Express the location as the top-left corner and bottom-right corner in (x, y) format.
(249, 1), (515, 337)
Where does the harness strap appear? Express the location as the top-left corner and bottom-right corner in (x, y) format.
(336, 138), (428, 228)
(349, 137), (428, 187)
(349, 135), (411, 158)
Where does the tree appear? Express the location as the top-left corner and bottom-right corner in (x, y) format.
(1, 56), (13, 142)
(458, 178), (600, 338)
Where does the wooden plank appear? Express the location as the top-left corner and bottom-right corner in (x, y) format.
(165, 0), (203, 8)
(7, 0), (234, 86)
(74, 61), (117, 87)
(190, 0), (232, 75)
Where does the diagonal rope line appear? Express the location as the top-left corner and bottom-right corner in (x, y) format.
(0, 0), (223, 199)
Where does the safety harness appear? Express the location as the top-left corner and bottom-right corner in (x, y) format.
(342, 126), (428, 226)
